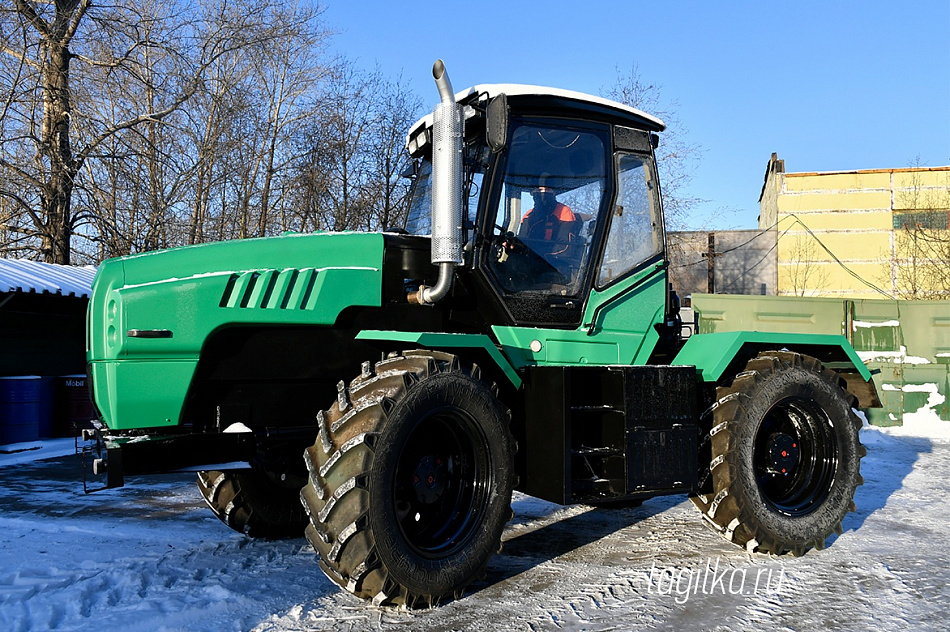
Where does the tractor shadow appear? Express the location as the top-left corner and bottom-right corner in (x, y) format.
(474, 428), (930, 594)
(473, 493), (686, 594)
(830, 429), (932, 545)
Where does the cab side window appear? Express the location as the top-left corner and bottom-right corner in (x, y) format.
(598, 153), (663, 286)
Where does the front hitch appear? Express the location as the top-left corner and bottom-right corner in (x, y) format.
(80, 422), (124, 493)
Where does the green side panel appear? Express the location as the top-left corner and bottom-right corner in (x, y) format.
(492, 264), (667, 370)
(852, 300), (950, 425)
(852, 299), (950, 361)
(88, 232), (384, 430)
(692, 294), (950, 424)
(850, 300), (903, 353)
(673, 331), (872, 382)
(355, 330), (522, 389)
(89, 359), (198, 429)
(864, 363), (950, 426)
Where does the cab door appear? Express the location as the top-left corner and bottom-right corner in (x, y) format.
(480, 117), (611, 328)
(487, 125), (669, 368)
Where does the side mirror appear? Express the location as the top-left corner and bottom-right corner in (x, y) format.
(486, 93), (508, 153)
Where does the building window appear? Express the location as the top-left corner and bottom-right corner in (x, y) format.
(893, 210), (949, 230)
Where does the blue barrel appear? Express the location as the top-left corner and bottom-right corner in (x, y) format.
(0, 376), (43, 446)
(37, 377), (56, 438)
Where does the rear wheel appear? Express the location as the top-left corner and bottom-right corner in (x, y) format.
(691, 351), (866, 556)
(300, 351), (516, 608)
(197, 468), (308, 539)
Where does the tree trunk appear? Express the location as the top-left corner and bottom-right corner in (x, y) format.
(39, 41), (78, 264)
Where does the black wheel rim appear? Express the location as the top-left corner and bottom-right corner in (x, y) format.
(753, 397), (838, 517)
(393, 407), (492, 557)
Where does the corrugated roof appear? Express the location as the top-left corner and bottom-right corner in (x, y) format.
(0, 259), (96, 298)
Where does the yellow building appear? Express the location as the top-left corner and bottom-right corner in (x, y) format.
(759, 154), (950, 299)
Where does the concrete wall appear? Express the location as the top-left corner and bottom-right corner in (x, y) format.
(692, 293), (950, 426)
(668, 229), (777, 300)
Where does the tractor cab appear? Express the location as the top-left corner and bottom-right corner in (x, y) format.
(403, 85), (672, 331)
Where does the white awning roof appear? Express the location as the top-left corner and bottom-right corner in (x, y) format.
(0, 259), (96, 298)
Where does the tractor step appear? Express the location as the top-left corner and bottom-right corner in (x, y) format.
(523, 365), (701, 505)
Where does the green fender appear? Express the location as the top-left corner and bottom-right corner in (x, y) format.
(355, 330), (522, 389)
(672, 331), (873, 382)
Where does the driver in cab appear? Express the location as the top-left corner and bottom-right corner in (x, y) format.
(519, 177), (582, 271)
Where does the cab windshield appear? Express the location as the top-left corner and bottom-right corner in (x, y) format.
(487, 121), (609, 297)
(404, 143), (492, 237)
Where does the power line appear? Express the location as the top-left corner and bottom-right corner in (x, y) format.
(715, 224), (793, 293)
(672, 219), (781, 270)
(671, 213), (896, 299)
(783, 214), (893, 299)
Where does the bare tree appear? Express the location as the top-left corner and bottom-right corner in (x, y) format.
(893, 165), (950, 299)
(363, 74), (421, 231)
(603, 65), (704, 232)
(316, 61), (379, 231)
(249, 2), (330, 237)
(290, 62), (393, 232)
(1, 2), (427, 263)
(0, 0), (294, 263)
(783, 233), (829, 297)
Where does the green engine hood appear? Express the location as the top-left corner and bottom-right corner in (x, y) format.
(89, 231), (384, 363)
(87, 232), (385, 429)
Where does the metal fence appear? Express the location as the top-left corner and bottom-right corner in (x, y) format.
(691, 294), (950, 425)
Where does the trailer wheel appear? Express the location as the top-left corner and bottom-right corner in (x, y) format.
(197, 469), (308, 538)
(690, 351), (866, 556)
(300, 351), (515, 608)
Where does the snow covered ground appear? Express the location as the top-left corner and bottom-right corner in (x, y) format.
(1, 424), (948, 632)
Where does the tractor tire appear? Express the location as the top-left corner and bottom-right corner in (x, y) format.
(690, 351), (866, 556)
(300, 351), (516, 608)
(197, 469), (308, 539)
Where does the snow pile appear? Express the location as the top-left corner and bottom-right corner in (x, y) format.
(872, 382), (950, 442)
(856, 346), (931, 365)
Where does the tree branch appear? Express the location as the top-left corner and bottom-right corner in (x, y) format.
(63, 0), (92, 45)
(11, 0), (50, 37)
(0, 187), (44, 228)
(0, 42), (40, 69)
(76, 88), (196, 165)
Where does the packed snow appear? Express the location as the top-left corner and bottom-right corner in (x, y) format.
(1, 425), (948, 631)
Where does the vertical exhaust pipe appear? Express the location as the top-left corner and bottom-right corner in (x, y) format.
(409, 60), (463, 305)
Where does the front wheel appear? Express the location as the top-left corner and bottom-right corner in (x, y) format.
(197, 468), (308, 538)
(300, 351), (516, 607)
(691, 351), (866, 556)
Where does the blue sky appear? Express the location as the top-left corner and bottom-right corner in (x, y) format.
(322, 1), (950, 230)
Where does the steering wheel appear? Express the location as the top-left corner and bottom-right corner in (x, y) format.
(491, 231), (568, 286)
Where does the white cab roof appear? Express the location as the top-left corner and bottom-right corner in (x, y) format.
(407, 83), (666, 144)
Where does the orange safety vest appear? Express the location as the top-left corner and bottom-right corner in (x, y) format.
(520, 203), (578, 255)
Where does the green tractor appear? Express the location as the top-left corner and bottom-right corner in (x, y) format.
(85, 61), (878, 607)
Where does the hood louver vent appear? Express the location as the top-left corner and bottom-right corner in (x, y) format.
(220, 269), (318, 310)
